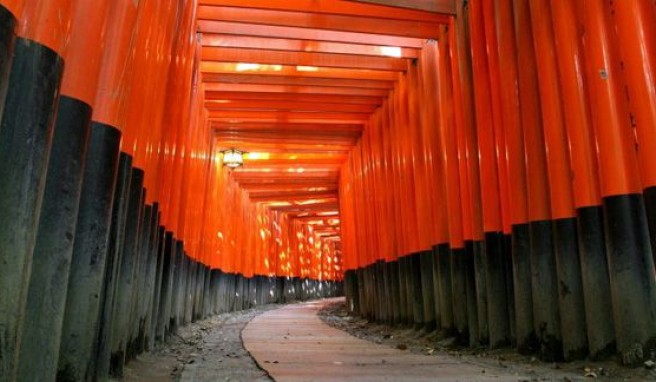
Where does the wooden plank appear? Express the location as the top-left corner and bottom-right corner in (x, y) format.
(202, 73), (394, 89)
(197, 0), (446, 22)
(201, 34), (420, 58)
(204, 83), (389, 96)
(197, 6), (442, 38)
(202, 47), (408, 71)
(344, 0), (456, 14)
(197, 21), (426, 48)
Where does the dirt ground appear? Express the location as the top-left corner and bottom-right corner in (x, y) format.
(115, 305), (277, 382)
(318, 301), (656, 382)
(114, 300), (656, 381)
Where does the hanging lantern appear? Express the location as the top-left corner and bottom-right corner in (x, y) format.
(222, 148), (245, 168)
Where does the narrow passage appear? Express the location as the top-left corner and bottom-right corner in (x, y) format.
(243, 299), (582, 381)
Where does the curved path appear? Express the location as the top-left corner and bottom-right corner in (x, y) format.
(242, 298), (576, 382)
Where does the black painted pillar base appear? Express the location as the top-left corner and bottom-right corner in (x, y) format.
(644, 186), (656, 271)
(451, 247), (469, 342)
(388, 261), (401, 326)
(57, 123), (121, 381)
(603, 194), (656, 365)
(0, 37), (64, 380)
(419, 251), (437, 332)
(484, 232), (511, 349)
(529, 221), (563, 361)
(17, 96), (91, 381)
(553, 218), (588, 360)
(0, 4), (17, 121)
(511, 224), (537, 354)
(435, 244), (454, 335)
(472, 240), (489, 345)
(502, 234), (516, 345)
(409, 253), (425, 331)
(463, 242), (479, 347)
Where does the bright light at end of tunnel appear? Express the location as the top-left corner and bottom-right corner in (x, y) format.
(380, 46), (402, 57)
(244, 152), (270, 160)
(235, 63), (283, 72)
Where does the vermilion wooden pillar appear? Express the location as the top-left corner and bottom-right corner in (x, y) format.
(610, 0), (656, 267)
(0, 0), (21, 123)
(578, 0), (656, 365)
(452, 0), (486, 346)
(529, 0), (587, 361)
(468, 0), (510, 349)
(493, 0), (534, 355)
(0, 1), (73, 379)
(18, 0), (112, 379)
(550, 0), (615, 360)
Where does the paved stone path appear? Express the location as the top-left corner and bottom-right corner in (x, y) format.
(242, 298), (579, 382)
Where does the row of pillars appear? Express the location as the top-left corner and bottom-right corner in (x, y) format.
(340, 0), (656, 368)
(0, 2), (342, 382)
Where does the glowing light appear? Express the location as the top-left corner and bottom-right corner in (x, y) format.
(297, 65), (319, 72)
(221, 148), (244, 169)
(245, 152), (270, 160)
(235, 63), (283, 72)
(379, 46), (402, 57)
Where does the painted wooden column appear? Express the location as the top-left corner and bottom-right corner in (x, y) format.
(550, 0), (615, 360)
(609, 0), (656, 267)
(17, 0), (112, 380)
(529, 0), (588, 361)
(578, 0), (656, 365)
(468, 0), (509, 349)
(452, 0), (486, 346)
(0, 0), (22, 121)
(0, 1), (73, 379)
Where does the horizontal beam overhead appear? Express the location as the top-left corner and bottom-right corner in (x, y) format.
(201, 34), (421, 59)
(197, 0), (448, 22)
(202, 47), (409, 71)
(205, 92), (383, 105)
(204, 83), (389, 97)
(197, 21), (426, 48)
(197, 6), (442, 38)
(201, 62), (400, 81)
(202, 73), (394, 90)
(344, 0), (456, 14)
(205, 100), (379, 113)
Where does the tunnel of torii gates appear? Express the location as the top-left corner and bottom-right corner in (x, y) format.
(0, 0), (655, 380)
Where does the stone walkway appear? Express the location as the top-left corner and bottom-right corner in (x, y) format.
(242, 298), (581, 382)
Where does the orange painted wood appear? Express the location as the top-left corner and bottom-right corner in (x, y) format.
(578, 0), (643, 196)
(197, 6), (441, 39)
(452, 1), (484, 241)
(345, 0), (455, 14)
(202, 34), (421, 58)
(19, 0), (74, 53)
(480, 0), (512, 233)
(198, 20), (425, 48)
(0, 0), (24, 18)
(611, 0), (656, 189)
(202, 47), (408, 71)
(513, 0), (552, 222)
(468, 0), (503, 233)
(202, 73), (394, 90)
(528, 0), (577, 220)
(204, 83), (389, 97)
(59, 0), (112, 105)
(94, 0), (141, 129)
(198, 0), (447, 22)
(550, 0), (602, 208)
(206, 99), (378, 113)
(493, 0), (529, 225)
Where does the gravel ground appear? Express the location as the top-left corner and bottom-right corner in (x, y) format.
(117, 305), (277, 381)
(318, 301), (656, 382)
